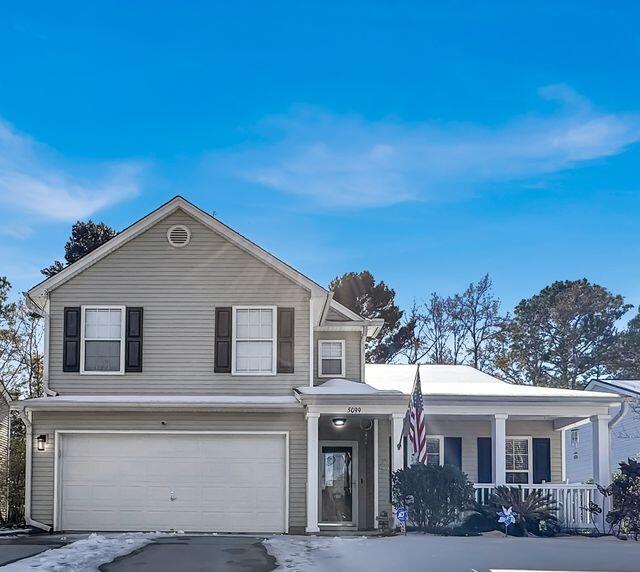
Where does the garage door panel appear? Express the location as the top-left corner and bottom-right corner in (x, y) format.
(59, 433), (286, 532)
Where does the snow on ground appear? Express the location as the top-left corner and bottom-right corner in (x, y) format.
(2, 532), (163, 571)
(0, 529), (31, 536)
(264, 532), (640, 572)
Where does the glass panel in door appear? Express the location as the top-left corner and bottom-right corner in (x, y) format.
(321, 446), (353, 523)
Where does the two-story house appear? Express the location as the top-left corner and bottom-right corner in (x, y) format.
(15, 196), (621, 534)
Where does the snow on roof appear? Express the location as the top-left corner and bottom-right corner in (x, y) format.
(587, 379), (640, 397)
(296, 378), (402, 395)
(365, 364), (620, 400)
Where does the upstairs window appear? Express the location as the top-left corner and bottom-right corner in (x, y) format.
(81, 306), (125, 374)
(232, 307), (276, 375)
(318, 340), (345, 377)
(506, 437), (531, 484)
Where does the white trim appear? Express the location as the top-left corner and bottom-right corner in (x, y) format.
(425, 434), (445, 466)
(231, 306), (277, 376)
(53, 430), (290, 533)
(166, 224), (191, 248)
(506, 436), (533, 484)
(318, 440), (359, 527)
(309, 297), (314, 387)
(80, 305), (126, 375)
(318, 339), (346, 378)
(561, 428), (567, 482)
(373, 418), (379, 528)
(28, 196), (328, 302)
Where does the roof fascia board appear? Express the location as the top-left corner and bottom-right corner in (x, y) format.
(28, 196), (327, 298)
(586, 379), (640, 397)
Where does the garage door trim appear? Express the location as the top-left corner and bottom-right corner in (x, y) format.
(53, 430), (290, 532)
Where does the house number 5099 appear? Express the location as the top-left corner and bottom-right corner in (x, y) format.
(347, 406), (362, 414)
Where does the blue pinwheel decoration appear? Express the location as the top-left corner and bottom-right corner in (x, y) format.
(497, 506), (518, 537)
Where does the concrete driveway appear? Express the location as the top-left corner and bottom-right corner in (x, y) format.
(101, 535), (275, 572)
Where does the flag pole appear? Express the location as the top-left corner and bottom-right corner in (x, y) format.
(396, 364), (420, 450)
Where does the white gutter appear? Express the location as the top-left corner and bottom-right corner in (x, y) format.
(16, 407), (52, 532)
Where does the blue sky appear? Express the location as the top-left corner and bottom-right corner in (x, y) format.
(1, 2), (640, 317)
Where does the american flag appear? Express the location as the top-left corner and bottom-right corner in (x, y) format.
(408, 366), (427, 464)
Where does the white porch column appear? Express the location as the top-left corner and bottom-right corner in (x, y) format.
(491, 414), (508, 485)
(591, 414), (612, 486)
(391, 413), (405, 473)
(306, 411), (320, 533)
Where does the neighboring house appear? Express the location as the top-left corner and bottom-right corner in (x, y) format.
(565, 379), (640, 483)
(0, 382), (10, 522)
(13, 196), (621, 534)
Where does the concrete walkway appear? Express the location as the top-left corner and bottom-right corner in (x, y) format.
(101, 535), (275, 572)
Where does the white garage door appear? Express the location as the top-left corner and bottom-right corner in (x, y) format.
(58, 433), (287, 532)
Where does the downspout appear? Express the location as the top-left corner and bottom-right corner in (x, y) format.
(16, 407), (52, 532)
(609, 399), (630, 429)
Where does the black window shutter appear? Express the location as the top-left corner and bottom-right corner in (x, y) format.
(444, 437), (462, 470)
(532, 438), (551, 484)
(63, 307), (81, 372)
(214, 307), (232, 373)
(477, 437), (493, 483)
(125, 307), (143, 372)
(277, 307), (295, 373)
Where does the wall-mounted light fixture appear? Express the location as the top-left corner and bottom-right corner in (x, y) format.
(37, 434), (47, 451)
(332, 418), (347, 428)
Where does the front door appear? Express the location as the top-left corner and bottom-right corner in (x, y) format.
(319, 442), (358, 526)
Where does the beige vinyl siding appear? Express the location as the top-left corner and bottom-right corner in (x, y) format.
(377, 417), (391, 519)
(30, 410), (307, 531)
(48, 210), (310, 396)
(326, 307), (350, 321)
(314, 330), (362, 384)
(420, 419), (562, 483)
(0, 399), (8, 518)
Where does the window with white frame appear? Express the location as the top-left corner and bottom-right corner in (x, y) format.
(81, 306), (125, 373)
(425, 437), (443, 466)
(506, 437), (530, 484)
(233, 307), (276, 374)
(318, 340), (345, 377)
(570, 428), (580, 447)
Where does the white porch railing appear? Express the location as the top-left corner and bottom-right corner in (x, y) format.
(473, 483), (598, 529)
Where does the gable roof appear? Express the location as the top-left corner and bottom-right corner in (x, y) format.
(585, 379), (640, 398)
(365, 364), (620, 402)
(27, 196), (329, 306)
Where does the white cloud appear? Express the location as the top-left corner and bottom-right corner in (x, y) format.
(217, 85), (640, 207)
(0, 119), (142, 221)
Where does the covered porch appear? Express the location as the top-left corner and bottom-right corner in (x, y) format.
(297, 373), (621, 532)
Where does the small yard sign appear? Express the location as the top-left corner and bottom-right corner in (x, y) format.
(396, 506), (408, 535)
(497, 506), (518, 537)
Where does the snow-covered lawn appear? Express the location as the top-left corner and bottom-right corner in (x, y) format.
(264, 532), (640, 572)
(2, 532), (161, 571)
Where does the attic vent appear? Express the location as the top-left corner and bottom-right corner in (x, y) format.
(167, 225), (191, 248)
